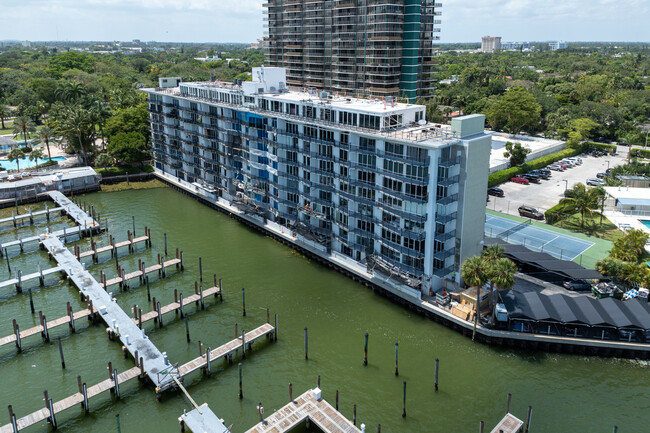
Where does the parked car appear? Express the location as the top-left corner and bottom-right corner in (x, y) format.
(596, 172), (608, 179)
(488, 187), (505, 197)
(518, 205), (544, 220)
(586, 178), (605, 186)
(521, 174), (541, 183)
(530, 169), (551, 179)
(555, 162), (569, 169)
(563, 279), (592, 291)
(559, 160), (575, 168)
(548, 164), (564, 171)
(510, 176), (530, 185)
(567, 157), (582, 165)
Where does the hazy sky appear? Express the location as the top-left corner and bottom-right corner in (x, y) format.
(1, 0), (649, 43)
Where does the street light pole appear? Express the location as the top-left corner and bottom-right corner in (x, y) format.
(563, 179), (568, 192)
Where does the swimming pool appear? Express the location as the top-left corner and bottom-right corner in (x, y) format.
(642, 220), (650, 230)
(0, 156), (67, 171)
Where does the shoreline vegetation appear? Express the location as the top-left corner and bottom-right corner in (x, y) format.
(100, 178), (167, 192)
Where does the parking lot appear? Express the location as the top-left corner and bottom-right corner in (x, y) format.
(487, 146), (630, 218)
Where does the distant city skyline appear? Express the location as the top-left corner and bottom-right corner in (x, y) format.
(1, 0), (649, 44)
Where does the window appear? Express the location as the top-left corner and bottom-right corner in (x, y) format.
(360, 114), (380, 130)
(340, 181), (354, 194)
(358, 154), (376, 168)
(381, 228), (401, 245)
(403, 255), (424, 271)
(287, 165), (299, 177)
(406, 165), (428, 181)
(403, 237), (425, 253)
(358, 170), (375, 185)
(320, 109), (332, 122)
(339, 198), (348, 208)
(382, 177), (402, 193)
(385, 142), (404, 157)
(357, 220), (375, 233)
(287, 193), (299, 203)
(339, 149), (348, 161)
(406, 146), (427, 162)
(358, 187), (375, 201)
(382, 211), (400, 225)
(319, 129), (334, 143)
(380, 244), (400, 261)
(382, 194), (402, 209)
(340, 166), (349, 177)
(405, 184), (428, 200)
(286, 122), (298, 135)
(359, 137), (376, 151)
(286, 151), (298, 163)
(383, 159), (404, 175)
(405, 219), (425, 232)
(304, 105), (316, 119)
(304, 126), (317, 138)
(358, 204), (373, 216)
(319, 144), (333, 157)
(319, 160), (334, 173)
(340, 133), (350, 146)
(339, 111), (357, 126)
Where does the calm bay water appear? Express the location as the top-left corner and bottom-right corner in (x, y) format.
(0, 186), (647, 433)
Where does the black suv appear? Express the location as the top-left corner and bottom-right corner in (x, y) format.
(518, 205), (544, 220)
(487, 187), (504, 197)
(530, 169), (551, 179)
(521, 174), (541, 183)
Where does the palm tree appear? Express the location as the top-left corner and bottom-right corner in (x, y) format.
(29, 148), (45, 169)
(55, 81), (86, 103)
(55, 106), (94, 165)
(481, 244), (505, 315)
(33, 126), (57, 160)
(558, 182), (603, 228)
(0, 103), (10, 129)
(612, 229), (650, 262)
(89, 100), (112, 149)
(489, 258), (518, 323)
(461, 255), (488, 340)
(7, 148), (25, 172)
(12, 116), (36, 147)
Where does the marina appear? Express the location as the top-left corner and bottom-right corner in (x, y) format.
(0, 187), (646, 433)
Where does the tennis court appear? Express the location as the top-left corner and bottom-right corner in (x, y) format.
(485, 214), (595, 260)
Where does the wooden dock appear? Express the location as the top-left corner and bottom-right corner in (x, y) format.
(0, 265), (62, 291)
(0, 205), (64, 226)
(0, 366), (141, 433)
(47, 191), (98, 229)
(178, 323), (275, 377)
(76, 234), (150, 261)
(244, 389), (361, 433)
(102, 256), (182, 290)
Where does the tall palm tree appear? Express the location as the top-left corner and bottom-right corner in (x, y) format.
(0, 103), (10, 129)
(89, 99), (112, 149)
(461, 255), (488, 340)
(612, 229), (650, 262)
(7, 148), (25, 172)
(490, 258), (518, 323)
(55, 106), (94, 165)
(481, 244), (505, 314)
(12, 116), (35, 147)
(33, 126), (57, 160)
(558, 182), (603, 228)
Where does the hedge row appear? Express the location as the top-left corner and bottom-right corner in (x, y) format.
(488, 146), (584, 187)
(630, 148), (650, 159)
(584, 142), (617, 154)
(96, 165), (154, 177)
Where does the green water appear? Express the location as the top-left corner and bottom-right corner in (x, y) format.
(0, 187), (647, 433)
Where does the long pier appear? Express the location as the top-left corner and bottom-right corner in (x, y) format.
(41, 234), (177, 390)
(0, 284), (221, 351)
(1, 366), (141, 433)
(243, 389), (361, 433)
(0, 265), (62, 291)
(178, 323), (275, 377)
(0, 205), (64, 227)
(102, 255), (183, 290)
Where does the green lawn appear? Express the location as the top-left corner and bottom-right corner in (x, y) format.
(552, 213), (625, 243)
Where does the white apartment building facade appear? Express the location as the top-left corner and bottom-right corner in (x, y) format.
(144, 67), (491, 296)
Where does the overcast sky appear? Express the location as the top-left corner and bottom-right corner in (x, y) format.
(1, 0), (648, 43)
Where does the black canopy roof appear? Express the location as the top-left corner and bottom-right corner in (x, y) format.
(500, 289), (650, 330)
(484, 238), (603, 280)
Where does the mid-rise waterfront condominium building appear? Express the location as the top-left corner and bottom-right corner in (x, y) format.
(145, 67), (491, 295)
(264, 0), (442, 102)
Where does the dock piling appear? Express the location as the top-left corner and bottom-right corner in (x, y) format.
(363, 333), (368, 366)
(114, 369), (120, 400)
(58, 337), (66, 369)
(219, 278), (223, 302)
(164, 233), (167, 256)
(506, 393), (512, 415)
(435, 358), (439, 391)
(146, 275), (151, 301)
(304, 327), (308, 360)
(353, 404), (356, 426)
(242, 287), (246, 316)
(274, 314), (278, 341)
(289, 383), (293, 402)
(199, 257), (202, 282)
(402, 381), (407, 418)
(480, 421), (484, 433)
(132, 216), (136, 237)
(116, 413), (121, 433)
(13, 320), (21, 352)
(335, 390), (339, 410)
(317, 375), (321, 389)
(82, 383), (89, 413)
(28, 288), (35, 313)
(5, 248), (10, 273)
(525, 406), (533, 433)
(395, 343), (399, 376)
(238, 362), (243, 399)
(241, 330), (246, 360)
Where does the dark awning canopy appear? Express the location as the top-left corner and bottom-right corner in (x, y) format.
(485, 238), (603, 280)
(500, 289), (650, 330)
